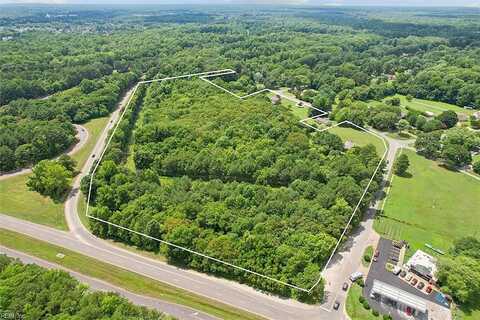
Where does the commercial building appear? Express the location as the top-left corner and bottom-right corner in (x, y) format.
(371, 280), (428, 316)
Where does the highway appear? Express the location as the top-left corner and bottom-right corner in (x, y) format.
(0, 83), (411, 320)
(0, 245), (218, 320)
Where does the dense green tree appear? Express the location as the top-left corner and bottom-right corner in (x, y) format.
(27, 160), (72, 201)
(394, 154), (410, 176)
(436, 110), (459, 129)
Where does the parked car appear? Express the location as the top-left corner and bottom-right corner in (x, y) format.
(400, 270), (407, 278)
(342, 282), (349, 291)
(349, 271), (363, 282)
(374, 250), (380, 258)
(392, 266), (402, 275)
(426, 286), (433, 294)
(411, 278), (418, 286)
(417, 282), (425, 290)
(406, 274), (413, 281)
(333, 301), (340, 310)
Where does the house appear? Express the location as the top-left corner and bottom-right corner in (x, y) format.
(270, 94), (281, 105)
(406, 250), (437, 282)
(344, 140), (355, 149)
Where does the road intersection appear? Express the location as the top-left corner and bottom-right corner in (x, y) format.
(0, 77), (413, 320)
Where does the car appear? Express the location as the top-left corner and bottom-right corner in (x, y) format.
(400, 270), (407, 278)
(349, 271), (363, 282)
(406, 307), (412, 316)
(373, 256), (378, 262)
(374, 250), (380, 258)
(411, 278), (418, 286)
(333, 301), (340, 310)
(392, 266), (402, 275)
(342, 282), (349, 291)
(426, 286), (433, 294)
(417, 282), (425, 290)
(406, 274), (413, 281)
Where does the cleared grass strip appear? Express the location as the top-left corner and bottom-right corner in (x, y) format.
(0, 228), (266, 320)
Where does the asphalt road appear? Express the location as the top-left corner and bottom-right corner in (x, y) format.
(0, 246), (218, 320)
(0, 85), (414, 320)
(0, 123), (88, 180)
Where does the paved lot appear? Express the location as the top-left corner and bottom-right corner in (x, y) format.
(363, 238), (449, 319)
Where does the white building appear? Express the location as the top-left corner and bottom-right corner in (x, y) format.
(406, 250), (437, 281)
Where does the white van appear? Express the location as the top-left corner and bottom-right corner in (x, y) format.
(349, 271), (363, 282)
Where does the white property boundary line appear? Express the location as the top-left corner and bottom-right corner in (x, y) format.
(86, 69), (387, 295)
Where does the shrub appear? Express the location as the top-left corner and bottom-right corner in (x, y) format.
(372, 309), (379, 316)
(473, 161), (480, 175)
(357, 278), (365, 287)
(359, 296), (366, 304)
(383, 315), (393, 320)
(362, 300), (370, 310)
(364, 254), (372, 263)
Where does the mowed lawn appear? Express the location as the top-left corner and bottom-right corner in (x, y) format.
(375, 149), (480, 256)
(346, 283), (380, 320)
(389, 94), (474, 117)
(328, 126), (387, 156)
(0, 116), (110, 230)
(0, 173), (66, 229)
(0, 229), (265, 320)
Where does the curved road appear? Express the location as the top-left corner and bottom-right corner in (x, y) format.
(0, 123), (88, 181)
(0, 83), (413, 320)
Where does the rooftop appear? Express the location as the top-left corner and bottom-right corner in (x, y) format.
(372, 279), (428, 313)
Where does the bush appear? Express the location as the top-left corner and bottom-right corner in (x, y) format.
(372, 309), (379, 316)
(362, 300), (370, 310)
(359, 295), (366, 304)
(357, 278), (365, 287)
(473, 161), (480, 175)
(383, 315), (393, 320)
(363, 254), (372, 263)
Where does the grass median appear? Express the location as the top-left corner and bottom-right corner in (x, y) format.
(0, 228), (265, 320)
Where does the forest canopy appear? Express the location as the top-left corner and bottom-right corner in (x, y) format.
(85, 79), (384, 302)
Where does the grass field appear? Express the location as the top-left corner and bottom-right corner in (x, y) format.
(346, 283), (380, 320)
(0, 229), (265, 320)
(328, 126), (387, 156)
(374, 149), (480, 257)
(389, 94), (474, 117)
(0, 116), (110, 230)
(0, 173), (66, 229)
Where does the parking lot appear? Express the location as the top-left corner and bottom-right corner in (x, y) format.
(363, 238), (449, 319)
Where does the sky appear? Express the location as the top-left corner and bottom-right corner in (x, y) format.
(2, 0), (480, 6)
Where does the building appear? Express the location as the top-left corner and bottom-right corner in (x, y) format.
(371, 280), (428, 316)
(406, 250), (437, 282)
(270, 94), (281, 105)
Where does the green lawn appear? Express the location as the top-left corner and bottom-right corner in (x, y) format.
(0, 116), (110, 230)
(374, 149), (480, 257)
(0, 173), (66, 229)
(346, 283), (380, 320)
(328, 126), (387, 156)
(389, 94), (474, 117)
(0, 229), (265, 320)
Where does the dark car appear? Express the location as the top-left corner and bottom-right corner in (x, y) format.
(411, 278), (418, 286)
(342, 282), (349, 291)
(400, 270), (407, 278)
(417, 282), (425, 290)
(333, 301), (340, 310)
